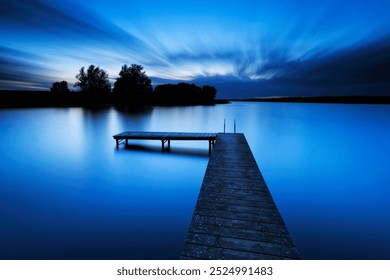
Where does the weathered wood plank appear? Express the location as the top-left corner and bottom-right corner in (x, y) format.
(113, 131), (217, 140)
(194, 200), (282, 216)
(181, 243), (293, 260)
(113, 131), (217, 154)
(188, 223), (295, 245)
(190, 214), (292, 235)
(181, 133), (300, 260)
(185, 232), (299, 259)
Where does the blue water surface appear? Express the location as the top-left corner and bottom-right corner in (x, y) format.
(0, 102), (389, 259)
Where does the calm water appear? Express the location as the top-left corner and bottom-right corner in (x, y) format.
(0, 102), (389, 259)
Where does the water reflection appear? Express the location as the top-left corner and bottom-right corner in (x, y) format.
(121, 143), (211, 158)
(0, 103), (390, 259)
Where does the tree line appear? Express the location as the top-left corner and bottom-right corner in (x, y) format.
(50, 64), (217, 104)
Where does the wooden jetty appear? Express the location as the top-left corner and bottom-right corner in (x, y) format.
(181, 133), (300, 259)
(113, 131), (299, 259)
(113, 131), (217, 155)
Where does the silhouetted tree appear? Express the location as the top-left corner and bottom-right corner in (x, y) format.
(177, 82), (202, 96)
(154, 83), (199, 99)
(50, 81), (70, 93)
(201, 85), (217, 99)
(154, 82), (217, 103)
(75, 65), (111, 94)
(113, 64), (152, 99)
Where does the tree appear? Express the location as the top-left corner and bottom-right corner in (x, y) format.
(75, 65), (111, 94)
(201, 85), (217, 100)
(113, 64), (152, 98)
(50, 81), (70, 93)
(154, 83), (217, 101)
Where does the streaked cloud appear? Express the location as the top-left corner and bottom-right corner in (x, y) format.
(1, 0), (390, 96)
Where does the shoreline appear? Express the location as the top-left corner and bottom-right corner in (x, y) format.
(231, 95), (390, 104)
(0, 90), (229, 108)
(1, 90), (390, 107)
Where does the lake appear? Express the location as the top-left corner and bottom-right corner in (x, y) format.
(0, 102), (389, 260)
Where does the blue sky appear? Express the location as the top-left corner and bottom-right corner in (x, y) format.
(1, 0), (390, 97)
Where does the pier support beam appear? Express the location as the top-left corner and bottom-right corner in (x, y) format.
(161, 139), (171, 151)
(208, 140), (215, 155)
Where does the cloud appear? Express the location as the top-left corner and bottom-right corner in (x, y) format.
(278, 37), (390, 86)
(0, 0), (141, 44)
(0, 46), (54, 90)
(0, 0), (151, 89)
(1, 0), (390, 95)
(189, 36), (390, 98)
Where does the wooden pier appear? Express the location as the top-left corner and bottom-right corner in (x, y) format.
(113, 131), (217, 155)
(181, 133), (300, 259)
(113, 131), (299, 259)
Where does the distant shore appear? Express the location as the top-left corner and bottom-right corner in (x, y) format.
(0, 90), (229, 108)
(231, 95), (390, 104)
(2, 90), (390, 108)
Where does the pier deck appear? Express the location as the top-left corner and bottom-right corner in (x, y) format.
(113, 131), (217, 155)
(181, 133), (300, 259)
(112, 131), (299, 259)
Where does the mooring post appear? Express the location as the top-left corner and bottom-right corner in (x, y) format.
(224, 119), (226, 133)
(234, 119), (236, 133)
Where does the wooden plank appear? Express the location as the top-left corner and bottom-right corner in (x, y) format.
(185, 232), (298, 259)
(190, 214), (293, 235)
(113, 131), (217, 140)
(181, 133), (300, 259)
(181, 243), (292, 260)
(113, 131), (217, 154)
(188, 223), (295, 245)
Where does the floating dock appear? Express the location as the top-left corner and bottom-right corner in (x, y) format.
(113, 131), (217, 155)
(113, 131), (300, 259)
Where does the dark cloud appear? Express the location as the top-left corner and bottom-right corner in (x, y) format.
(0, 46), (53, 90)
(198, 36), (390, 98)
(1, 0), (80, 30)
(275, 37), (390, 86)
(0, 0), (147, 90)
(0, 0), (144, 47)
